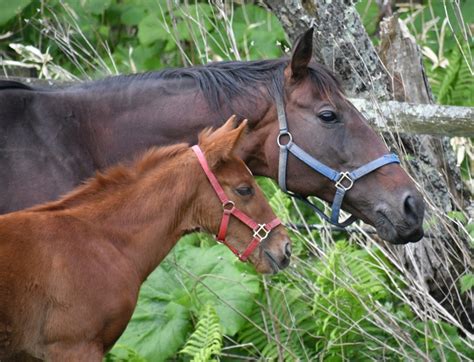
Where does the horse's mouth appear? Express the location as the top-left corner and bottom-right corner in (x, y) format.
(375, 210), (424, 244)
(264, 250), (284, 274)
(264, 250), (280, 273)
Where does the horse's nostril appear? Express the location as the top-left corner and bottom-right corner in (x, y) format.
(284, 242), (292, 258)
(403, 195), (418, 223)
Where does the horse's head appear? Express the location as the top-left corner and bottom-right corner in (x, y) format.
(262, 29), (424, 244)
(194, 116), (291, 273)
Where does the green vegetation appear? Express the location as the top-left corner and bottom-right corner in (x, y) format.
(0, 1), (472, 361)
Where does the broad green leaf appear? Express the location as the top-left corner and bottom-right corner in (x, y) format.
(460, 273), (474, 293)
(120, 5), (147, 25)
(171, 243), (260, 335)
(112, 265), (192, 362)
(67, 0), (112, 15)
(138, 14), (170, 45)
(0, 0), (32, 26)
(175, 4), (214, 41)
(232, 4), (285, 60)
(105, 344), (147, 362)
(112, 241), (259, 361)
(448, 210), (468, 224)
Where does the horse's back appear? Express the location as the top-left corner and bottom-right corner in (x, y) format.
(0, 83), (96, 214)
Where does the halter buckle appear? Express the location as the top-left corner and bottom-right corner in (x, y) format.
(253, 224), (270, 241)
(335, 172), (354, 191)
(277, 132), (293, 147)
(222, 200), (235, 212)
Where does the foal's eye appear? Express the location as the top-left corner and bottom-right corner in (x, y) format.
(235, 186), (254, 196)
(319, 110), (337, 123)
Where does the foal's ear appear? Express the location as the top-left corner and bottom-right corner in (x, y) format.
(287, 27), (313, 81)
(199, 115), (248, 168)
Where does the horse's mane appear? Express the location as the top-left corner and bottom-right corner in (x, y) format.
(3, 59), (344, 110)
(29, 143), (189, 212)
(74, 59), (344, 110)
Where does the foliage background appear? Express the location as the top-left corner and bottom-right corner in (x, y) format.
(0, 0), (472, 361)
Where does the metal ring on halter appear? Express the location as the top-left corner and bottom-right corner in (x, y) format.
(277, 132), (293, 147)
(222, 200), (235, 211)
(253, 224), (270, 241)
(335, 172), (354, 191)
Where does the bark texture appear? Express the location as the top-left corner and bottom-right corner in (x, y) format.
(262, 0), (473, 334)
(263, 0), (392, 99)
(350, 99), (474, 137)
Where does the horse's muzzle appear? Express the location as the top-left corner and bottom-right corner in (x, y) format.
(374, 190), (425, 244)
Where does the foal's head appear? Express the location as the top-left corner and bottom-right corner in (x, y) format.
(193, 117), (291, 274)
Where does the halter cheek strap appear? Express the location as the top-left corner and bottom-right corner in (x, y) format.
(192, 145), (281, 261)
(275, 96), (400, 227)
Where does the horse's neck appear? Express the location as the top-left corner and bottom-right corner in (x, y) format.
(71, 78), (272, 169)
(67, 154), (198, 281)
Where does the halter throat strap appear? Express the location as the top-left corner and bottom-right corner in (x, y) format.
(191, 145), (281, 261)
(275, 96), (400, 227)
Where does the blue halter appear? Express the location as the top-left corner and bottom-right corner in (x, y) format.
(275, 96), (400, 227)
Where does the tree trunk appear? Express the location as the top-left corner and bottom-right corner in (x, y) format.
(262, 0), (472, 334)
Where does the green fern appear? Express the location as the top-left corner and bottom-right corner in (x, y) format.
(180, 304), (223, 362)
(427, 46), (474, 107)
(312, 241), (401, 360)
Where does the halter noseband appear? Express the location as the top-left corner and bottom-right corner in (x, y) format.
(276, 96), (400, 227)
(192, 145), (281, 261)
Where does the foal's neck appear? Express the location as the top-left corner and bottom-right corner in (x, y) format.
(67, 149), (199, 282)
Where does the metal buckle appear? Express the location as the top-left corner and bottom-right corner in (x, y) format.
(222, 200), (235, 211)
(277, 132), (293, 147)
(253, 224), (270, 241)
(335, 172), (354, 191)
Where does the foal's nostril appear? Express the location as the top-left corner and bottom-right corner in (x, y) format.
(284, 242), (292, 258)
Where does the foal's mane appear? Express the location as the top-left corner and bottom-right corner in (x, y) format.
(75, 59), (344, 110)
(30, 143), (189, 212)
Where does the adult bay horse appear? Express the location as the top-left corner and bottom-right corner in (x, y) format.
(0, 118), (291, 361)
(0, 28), (424, 244)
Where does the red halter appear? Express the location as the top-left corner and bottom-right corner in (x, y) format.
(192, 145), (281, 261)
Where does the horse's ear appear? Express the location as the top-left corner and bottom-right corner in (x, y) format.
(288, 27), (313, 81)
(198, 115), (248, 168)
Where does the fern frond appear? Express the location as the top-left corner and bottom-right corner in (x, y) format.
(426, 45), (474, 107)
(180, 304), (222, 362)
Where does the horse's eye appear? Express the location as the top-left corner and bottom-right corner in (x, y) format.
(235, 186), (254, 196)
(319, 110), (337, 123)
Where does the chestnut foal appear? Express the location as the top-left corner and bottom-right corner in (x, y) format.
(0, 117), (291, 361)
